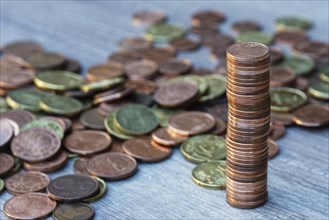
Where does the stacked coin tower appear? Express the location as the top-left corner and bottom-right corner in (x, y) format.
(225, 42), (270, 208)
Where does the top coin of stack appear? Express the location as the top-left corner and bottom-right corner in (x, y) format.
(225, 42), (270, 209)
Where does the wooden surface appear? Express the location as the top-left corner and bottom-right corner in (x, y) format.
(1, 1), (329, 219)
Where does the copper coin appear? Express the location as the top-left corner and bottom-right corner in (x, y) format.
(11, 128), (61, 163)
(192, 10), (225, 26)
(294, 76), (309, 91)
(268, 139), (280, 159)
(0, 109), (35, 127)
(206, 103), (229, 123)
(270, 47), (284, 64)
(119, 37), (152, 51)
(271, 111), (294, 126)
(3, 41), (44, 58)
(0, 153), (15, 176)
(1, 118), (19, 136)
(0, 118), (14, 149)
(4, 192), (56, 219)
(226, 42), (270, 63)
(270, 66), (296, 87)
(98, 99), (131, 116)
(132, 11), (167, 26)
(23, 151), (68, 173)
(86, 63), (124, 82)
(202, 34), (234, 48)
(168, 111), (216, 136)
(65, 58), (82, 73)
(125, 79), (157, 94)
(93, 87), (133, 105)
(270, 123), (286, 140)
(47, 174), (99, 202)
(169, 38), (200, 51)
(87, 152), (137, 180)
(191, 21), (219, 36)
(159, 58), (192, 75)
(25, 52), (67, 71)
(210, 118), (227, 135)
(292, 104), (329, 127)
(79, 108), (106, 130)
(41, 116), (67, 132)
(125, 59), (158, 80)
(151, 128), (188, 147)
(137, 47), (175, 64)
(275, 31), (308, 45)
(64, 130), (111, 156)
(232, 20), (262, 33)
(108, 50), (142, 65)
(109, 141), (126, 154)
(74, 158), (91, 175)
(293, 40), (329, 60)
(5, 171), (50, 195)
(123, 136), (172, 162)
(154, 81), (198, 108)
(72, 119), (86, 131)
(190, 68), (213, 75)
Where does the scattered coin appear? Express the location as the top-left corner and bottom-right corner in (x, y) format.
(274, 31), (308, 45)
(276, 16), (312, 32)
(192, 10), (225, 26)
(271, 111), (294, 126)
(0, 153), (15, 177)
(25, 52), (66, 71)
(65, 58), (82, 73)
(293, 40), (329, 60)
(119, 37), (152, 51)
(292, 104), (329, 127)
(152, 128), (187, 147)
(152, 105), (185, 127)
(3, 41), (44, 58)
(132, 11), (167, 26)
(138, 47), (175, 64)
(270, 123), (286, 140)
(125, 79), (157, 94)
(308, 82), (329, 100)
(79, 108), (106, 130)
(270, 66), (296, 88)
(104, 112), (134, 140)
(191, 21), (219, 36)
(21, 118), (64, 138)
(108, 51), (142, 65)
(53, 203), (94, 220)
(169, 38), (200, 51)
(84, 176), (107, 203)
(23, 151), (68, 173)
(81, 77), (124, 93)
(319, 67), (329, 83)
(268, 139), (280, 159)
(278, 55), (315, 76)
(4, 192), (57, 219)
(145, 24), (185, 42)
(0, 119), (14, 149)
(40, 95), (83, 116)
(125, 59), (158, 80)
(270, 87), (307, 112)
(232, 20), (262, 33)
(159, 58), (193, 76)
(237, 31), (273, 45)
(86, 63), (125, 82)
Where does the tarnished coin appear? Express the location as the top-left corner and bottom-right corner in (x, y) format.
(84, 176), (107, 203)
(125, 59), (158, 80)
(5, 171), (50, 195)
(86, 63), (125, 82)
(81, 77), (124, 93)
(0, 179), (4, 194)
(308, 82), (329, 100)
(276, 16), (312, 32)
(87, 152), (137, 180)
(199, 74), (227, 102)
(166, 74), (208, 96)
(21, 118), (64, 138)
(98, 99), (131, 116)
(169, 38), (200, 51)
(80, 108), (106, 130)
(47, 174), (99, 202)
(270, 123), (286, 140)
(119, 37), (152, 51)
(23, 151), (68, 173)
(4, 192), (56, 219)
(275, 31), (308, 45)
(192, 160), (226, 189)
(132, 10), (167, 26)
(34, 71), (84, 91)
(53, 203), (94, 220)
(0, 153), (15, 177)
(152, 128), (187, 147)
(40, 95), (83, 116)
(0, 109), (35, 128)
(191, 21), (219, 36)
(270, 87), (307, 112)
(138, 47), (175, 64)
(4, 157), (22, 177)
(93, 87), (133, 105)
(278, 56), (315, 76)
(292, 104), (329, 127)
(123, 136), (172, 162)
(211, 118), (227, 135)
(64, 130), (111, 156)
(3, 41), (43, 58)
(237, 31), (273, 46)
(11, 128), (61, 163)
(271, 111), (294, 126)
(320, 67), (329, 83)
(104, 112), (134, 140)
(65, 58), (82, 73)
(152, 105), (185, 127)
(145, 24), (185, 42)
(114, 104), (158, 135)
(181, 134), (226, 163)
(154, 80), (198, 108)
(293, 40), (329, 60)
(270, 66), (296, 88)
(108, 51), (142, 65)
(125, 79), (157, 95)
(270, 47), (284, 64)
(232, 20), (262, 33)
(74, 158), (91, 175)
(268, 139), (280, 159)
(25, 52), (66, 71)
(0, 119), (14, 149)
(169, 111), (216, 136)
(192, 10), (225, 26)
(159, 58), (192, 76)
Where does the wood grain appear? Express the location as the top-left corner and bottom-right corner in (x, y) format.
(1, 1), (328, 219)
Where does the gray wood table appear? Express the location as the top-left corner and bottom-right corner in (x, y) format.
(1, 1), (329, 219)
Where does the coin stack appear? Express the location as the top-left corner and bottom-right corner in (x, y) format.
(225, 42), (271, 209)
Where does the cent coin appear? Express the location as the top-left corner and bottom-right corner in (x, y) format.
(0, 153), (15, 177)
(0, 119), (14, 149)
(53, 203), (94, 220)
(0, 109), (35, 127)
(268, 139), (280, 159)
(23, 151), (68, 173)
(292, 104), (329, 127)
(79, 108), (106, 130)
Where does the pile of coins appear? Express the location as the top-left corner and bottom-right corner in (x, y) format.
(226, 42), (271, 208)
(0, 8), (329, 218)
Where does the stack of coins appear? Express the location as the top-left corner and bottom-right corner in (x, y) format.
(225, 42), (271, 209)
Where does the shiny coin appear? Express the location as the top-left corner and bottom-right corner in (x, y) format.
(268, 139), (280, 159)
(0, 119), (14, 149)
(270, 87), (307, 112)
(159, 58), (192, 75)
(152, 128), (187, 147)
(64, 130), (111, 156)
(169, 38), (200, 51)
(145, 24), (185, 42)
(87, 152), (137, 180)
(153, 105), (185, 127)
(23, 151), (68, 173)
(104, 112), (134, 140)
(169, 111), (216, 136)
(3, 41), (43, 58)
(21, 118), (64, 138)
(80, 108), (106, 130)
(292, 104), (329, 127)
(84, 177), (107, 203)
(5, 171), (50, 195)
(53, 203), (94, 220)
(181, 135), (226, 163)
(232, 20), (262, 33)
(25, 52), (66, 71)
(278, 55), (314, 76)
(34, 71), (84, 91)
(237, 31), (273, 46)
(192, 160), (226, 189)
(86, 63), (124, 82)
(123, 136), (172, 162)
(47, 174), (99, 202)
(11, 128), (61, 162)
(125, 59), (158, 80)
(308, 82), (329, 100)
(0, 153), (15, 177)
(199, 74), (226, 102)
(114, 104), (158, 135)
(40, 95), (83, 116)
(154, 80), (198, 108)
(276, 16), (312, 32)
(119, 37), (152, 50)
(132, 10), (167, 26)
(4, 192), (56, 219)
(81, 77), (124, 93)
(192, 10), (225, 26)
